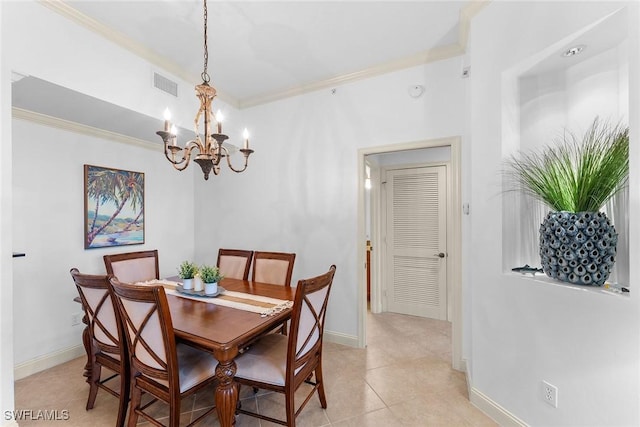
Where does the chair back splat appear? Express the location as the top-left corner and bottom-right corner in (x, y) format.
(103, 249), (159, 284)
(234, 265), (336, 426)
(252, 251), (297, 335)
(252, 251), (296, 287)
(70, 268), (128, 427)
(217, 248), (253, 280)
(109, 277), (218, 427)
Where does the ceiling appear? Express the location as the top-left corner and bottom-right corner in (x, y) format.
(13, 2), (626, 145)
(13, 1), (481, 145)
(49, 0), (478, 108)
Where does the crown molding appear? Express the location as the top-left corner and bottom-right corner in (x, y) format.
(37, 0), (239, 108)
(238, 43), (465, 109)
(12, 107), (159, 150)
(40, 0), (488, 110)
(239, 1), (490, 108)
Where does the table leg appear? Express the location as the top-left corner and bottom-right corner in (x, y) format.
(215, 359), (239, 427)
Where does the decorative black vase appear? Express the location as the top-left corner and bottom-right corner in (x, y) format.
(539, 211), (617, 286)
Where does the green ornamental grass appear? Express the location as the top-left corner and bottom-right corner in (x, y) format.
(507, 119), (629, 213)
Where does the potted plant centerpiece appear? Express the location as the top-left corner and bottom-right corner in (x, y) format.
(178, 260), (198, 290)
(199, 265), (223, 295)
(506, 119), (628, 286)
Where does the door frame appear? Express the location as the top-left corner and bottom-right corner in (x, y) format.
(357, 136), (463, 371)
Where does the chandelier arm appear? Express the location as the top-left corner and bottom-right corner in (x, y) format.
(158, 132), (188, 166)
(225, 148), (253, 173)
(164, 139), (202, 170)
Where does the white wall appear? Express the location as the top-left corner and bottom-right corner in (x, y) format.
(193, 58), (466, 342)
(468, 2), (639, 425)
(0, 1), (17, 424)
(11, 119), (195, 367)
(4, 2), (199, 373)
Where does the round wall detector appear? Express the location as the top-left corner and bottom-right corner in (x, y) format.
(408, 85), (425, 98)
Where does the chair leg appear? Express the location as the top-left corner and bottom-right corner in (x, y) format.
(169, 396), (180, 427)
(285, 387), (296, 427)
(86, 359), (101, 410)
(126, 382), (141, 427)
(315, 363), (327, 408)
(116, 368), (129, 427)
(236, 385), (242, 412)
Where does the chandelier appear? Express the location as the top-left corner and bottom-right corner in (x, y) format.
(156, 0), (253, 180)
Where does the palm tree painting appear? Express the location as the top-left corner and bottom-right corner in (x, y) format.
(84, 165), (145, 249)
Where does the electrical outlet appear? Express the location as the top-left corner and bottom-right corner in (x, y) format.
(71, 312), (83, 326)
(542, 381), (558, 408)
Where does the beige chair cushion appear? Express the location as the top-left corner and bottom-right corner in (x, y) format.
(121, 299), (167, 371)
(176, 343), (219, 393)
(235, 334), (288, 386)
(82, 287), (119, 349)
(253, 259), (290, 286)
(219, 255), (249, 280)
(296, 286), (329, 354)
(111, 258), (157, 284)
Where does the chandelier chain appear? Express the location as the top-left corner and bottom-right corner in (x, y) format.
(202, 0), (210, 83)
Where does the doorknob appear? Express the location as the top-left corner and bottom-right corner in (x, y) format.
(435, 252), (446, 258)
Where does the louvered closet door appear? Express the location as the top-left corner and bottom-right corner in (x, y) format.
(386, 166), (447, 319)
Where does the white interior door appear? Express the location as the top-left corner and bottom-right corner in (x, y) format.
(385, 165), (447, 319)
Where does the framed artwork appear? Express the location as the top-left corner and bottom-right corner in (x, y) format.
(84, 164), (145, 249)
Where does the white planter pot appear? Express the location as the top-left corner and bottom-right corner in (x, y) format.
(194, 277), (204, 292)
(204, 282), (218, 295)
(182, 278), (194, 290)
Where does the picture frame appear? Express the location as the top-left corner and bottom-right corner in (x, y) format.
(84, 164), (145, 249)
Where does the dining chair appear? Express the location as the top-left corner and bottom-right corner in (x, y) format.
(234, 265), (337, 426)
(69, 268), (129, 427)
(217, 248), (253, 280)
(252, 251), (296, 334)
(108, 277), (219, 427)
(103, 249), (159, 284)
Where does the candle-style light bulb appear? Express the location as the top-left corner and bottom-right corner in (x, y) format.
(163, 108), (171, 131)
(242, 128), (249, 150)
(215, 110), (223, 134)
(170, 125), (178, 146)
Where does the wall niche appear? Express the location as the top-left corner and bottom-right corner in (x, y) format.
(501, 8), (629, 288)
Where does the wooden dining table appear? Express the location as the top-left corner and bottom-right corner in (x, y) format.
(165, 276), (294, 427)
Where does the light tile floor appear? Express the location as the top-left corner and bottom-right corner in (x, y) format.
(15, 312), (497, 426)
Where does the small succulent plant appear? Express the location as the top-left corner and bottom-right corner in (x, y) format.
(199, 265), (223, 284)
(177, 260), (198, 280)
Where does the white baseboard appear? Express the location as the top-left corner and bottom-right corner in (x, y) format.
(469, 386), (529, 427)
(14, 345), (85, 380)
(324, 330), (359, 348)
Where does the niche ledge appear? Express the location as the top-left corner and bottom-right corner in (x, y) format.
(506, 271), (630, 298)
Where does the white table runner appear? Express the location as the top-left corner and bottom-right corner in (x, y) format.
(136, 280), (292, 316)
